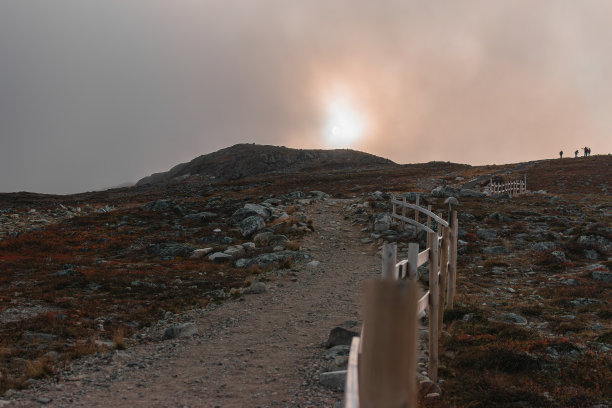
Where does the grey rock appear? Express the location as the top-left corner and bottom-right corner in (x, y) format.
(142, 199), (174, 212)
(240, 216), (266, 237)
(531, 242), (557, 252)
(373, 213), (392, 232)
(593, 271), (612, 283)
(208, 252), (234, 263)
(551, 251), (567, 261)
(477, 229), (497, 240)
(190, 248), (213, 259)
(326, 326), (359, 348)
(585, 250), (599, 260)
(253, 231), (273, 247)
(562, 279), (581, 286)
(309, 190), (330, 199)
(571, 298), (604, 306)
(307, 260), (321, 268)
(319, 371), (347, 391)
(52, 266), (83, 277)
(501, 313), (528, 325)
(235, 251), (311, 269)
(229, 207), (261, 225)
(244, 203), (271, 219)
(23, 331), (58, 343)
(223, 246), (245, 259)
(183, 212), (217, 221)
(325, 345), (351, 360)
(36, 397), (52, 404)
(163, 322), (198, 339)
(483, 246), (508, 255)
(244, 281), (266, 294)
(578, 234), (612, 251)
(148, 242), (196, 259)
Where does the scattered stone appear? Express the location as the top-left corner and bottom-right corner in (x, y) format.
(244, 281), (266, 294)
(592, 271), (612, 283)
(562, 279), (581, 286)
(373, 213), (392, 232)
(551, 251), (567, 261)
(148, 242), (196, 259)
(307, 260), (321, 268)
(183, 212), (217, 221)
(570, 298), (604, 306)
(483, 246), (508, 255)
(190, 248), (213, 259)
(36, 397), (52, 404)
(223, 246), (245, 259)
(501, 313), (528, 325)
(477, 229), (497, 240)
(208, 252), (234, 263)
(142, 199), (175, 212)
(235, 251), (310, 269)
(243, 203), (271, 219)
(163, 322), (198, 339)
(578, 234), (612, 251)
(239, 216), (266, 237)
(319, 371), (346, 391)
(531, 242), (557, 252)
(23, 332), (58, 343)
(325, 345), (350, 360)
(326, 326), (359, 348)
(52, 266), (83, 277)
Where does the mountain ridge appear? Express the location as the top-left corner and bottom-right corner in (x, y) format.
(136, 143), (396, 186)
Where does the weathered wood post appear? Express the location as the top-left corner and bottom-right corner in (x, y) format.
(427, 204), (432, 230)
(407, 242), (419, 280)
(382, 243), (397, 280)
(360, 278), (419, 408)
(415, 194), (420, 223)
(402, 197), (407, 230)
(428, 231), (439, 382)
(448, 209), (458, 308)
(438, 226), (450, 332)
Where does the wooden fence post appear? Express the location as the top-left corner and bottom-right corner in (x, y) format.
(407, 243), (419, 280)
(428, 231), (439, 383)
(438, 226), (450, 332)
(427, 204), (432, 230)
(360, 279), (418, 408)
(402, 197), (407, 230)
(447, 210), (458, 308)
(382, 243), (397, 280)
(415, 194), (420, 223)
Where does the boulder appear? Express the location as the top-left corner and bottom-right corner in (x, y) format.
(163, 322), (198, 339)
(578, 235), (612, 251)
(501, 313), (528, 325)
(142, 199), (174, 212)
(319, 371), (346, 391)
(253, 231), (273, 247)
(229, 208), (262, 225)
(23, 331), (58, 343)
(240, 216), (266, 237)
(326, 326), (359, 348)
(224, 245), (245, 259)
(244, 203), (271, 219)
(235, 251), (311, 269)
(373, 213), (392, 232)
(325, 345), (351, 360)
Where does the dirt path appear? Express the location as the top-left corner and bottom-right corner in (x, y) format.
(8, 198), (379, 407)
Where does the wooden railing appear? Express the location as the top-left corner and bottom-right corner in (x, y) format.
(345, 196), (458, 407)
(488, 175), (527, 196)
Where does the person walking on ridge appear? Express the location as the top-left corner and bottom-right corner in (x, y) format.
(559, 150), (563, 159)
(575, 150), (579, 158)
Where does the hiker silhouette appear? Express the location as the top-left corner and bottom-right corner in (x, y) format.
(559, 151), (563, 159)
(575, 150), (579, 158)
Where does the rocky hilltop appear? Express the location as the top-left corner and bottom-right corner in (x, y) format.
(136, 143), (396, 186)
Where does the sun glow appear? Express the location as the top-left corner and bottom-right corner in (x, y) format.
(323, 97), (367, 148)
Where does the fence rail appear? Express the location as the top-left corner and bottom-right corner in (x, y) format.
(488, 175), (527, 196)
(345, 196), (459, 407)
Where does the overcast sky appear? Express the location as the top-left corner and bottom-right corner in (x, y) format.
(1, 1), (611, 194)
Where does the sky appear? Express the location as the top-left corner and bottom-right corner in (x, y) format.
(1, 1), (611, 194)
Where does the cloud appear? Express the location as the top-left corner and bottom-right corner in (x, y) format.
(0, 0), (610, 193)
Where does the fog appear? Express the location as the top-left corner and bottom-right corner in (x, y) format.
(1, 1), (610, 194)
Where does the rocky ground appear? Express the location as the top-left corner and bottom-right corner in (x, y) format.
(0, 154), (610, 407)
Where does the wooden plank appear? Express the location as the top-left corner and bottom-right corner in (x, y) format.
(401, 197), (406, 230)
(390, 199), (449, 228)
(417, 248), (430, 267)
(417, 291), (429, 316)
(344, 336), (361, 408)
(428, 231), (439, 383)
(382, 243), (397, 280)
(391, 213), (434, 234)
(396, 259), (409, 279)
(360, 279), (418, 408)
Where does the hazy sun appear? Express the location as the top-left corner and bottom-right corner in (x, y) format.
(323, 97), (366, 148)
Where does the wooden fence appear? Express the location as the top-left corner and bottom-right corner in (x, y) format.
(488, 175), (527, 196)
(345, 196), (459, 407)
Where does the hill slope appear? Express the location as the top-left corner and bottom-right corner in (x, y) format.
(136, 144), (396, 186)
